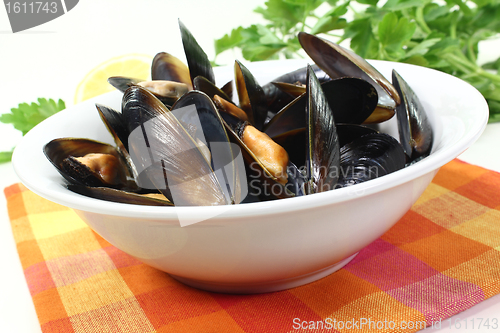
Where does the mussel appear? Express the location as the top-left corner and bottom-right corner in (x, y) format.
(123, 86), (243, 206)
(44, 26), (434, 207)
(298, 31), (400, 124)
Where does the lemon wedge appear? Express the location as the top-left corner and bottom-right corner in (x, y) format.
(74, 54), (153, 104)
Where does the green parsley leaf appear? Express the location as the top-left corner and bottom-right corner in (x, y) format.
(213, 0), (500, 122)
(0, 98), (65, 135)
(0, 98), (65, 163)
(214, 27), (245, 56)
(0, 150), (13, 164)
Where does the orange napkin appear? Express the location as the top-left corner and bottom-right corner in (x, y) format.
(5, 159), (500, 333)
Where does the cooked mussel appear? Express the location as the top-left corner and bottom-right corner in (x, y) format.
(304, 64), (340, 194)
(234, 60), (268, 131)
(216, 103), (299, 199)
(67, 184), (173, 206)
(45, 25), (434, 207)
(179, 19), (215, 86)
(298, 32), (400, 123)
(107, 77), (189, 107)
(123, 85), (243, 206)
(151, 52), (193, 89)
(262, 64), (330, 113)
(264, 77), (378, 138)
(338, 133), (406, 187)
(392, 70), (433, 162)
(43, 138), (136, 190)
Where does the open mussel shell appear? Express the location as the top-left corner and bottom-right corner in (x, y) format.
(298, 32), (399, 122)
(337, 133), (406, 187)
(262, 64), (330, 113)
(272, 124), (377, 169)
(336, 124), (377, 148)
(264, 77), (378, 138)
(96, 104), (129, 152)
(170, 90), (244, 204)
(122, 86), (240, 206)
(216, 107), (299, 200)
(43, 138), (136, 190)
(305, 64), (340, 194)
(67, 184), (173, 206)
(108, 77), (187, 107)
(151, 52), (193, 90)
(392, 70), (433, 163)
(179, 20), (216, 86)
(193, 75), (233, 104)
(270, 128), (306, 168)
(107, 76), (143, 93)
(220, 80), (233, 101)
(271, 82), (305, 98)
(234, 60), (268, 131)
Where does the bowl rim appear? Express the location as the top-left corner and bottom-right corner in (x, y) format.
(12, 59), (489, 221)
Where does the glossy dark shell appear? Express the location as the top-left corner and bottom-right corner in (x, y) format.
(305, 64), (340, 194)
(216, 108), (298, 200)
(336, 124), (377, 148)
(43, 138), (134, 189)
(193, 75), (233, 104)
(151, 52), (193, 89)
(262, 64), (330, 113)
(67, 184), (173, 206)
(298, 32), (400, 120)
(123, 86), (238, 206)
(107, 77), (180, 107)
(234, 60), (268, 131)
(392, 70), (433, 162)
(107, 76), (142, 93)
(264, 77), (378, 138)
(338, 133), (406, 187)
(179, 20), (215, 85)
(96, 104), (129, 152)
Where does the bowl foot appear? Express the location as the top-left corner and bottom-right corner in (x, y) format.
(169, 252), (358, 294)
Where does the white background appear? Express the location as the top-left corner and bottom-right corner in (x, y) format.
(1, 1), (500, 332)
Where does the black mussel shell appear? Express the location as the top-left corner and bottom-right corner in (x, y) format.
(215, 108), (298, 200)
(107, 76), (142, 93)
(151, 52), (193, 89)
(262, 64), (330, 113)
(264, 77), (378, 138)
(123, 86), (238, 206)
(234, 60), (268, 131)
(96, 104), (129, 152)
(270, 82), (305, 99)
(179, 20), (216, 86)
(392, 70), (433, 162)
(298, 32), (399, 122)
(271, 128), (306, 169)
(337, 133), (406, 187)
(264, 94), (306, 138)
(220, 80), (233, 100)
(272, 124), (377, 169)
(337, 124), (378, 148)
(121, 86), (168, 137)
(67, 184), (173, 206)
(305, 64), (340, 194)
(170, 90), (243, 205)
(193, 76), (233, 104)
(108, 76), (186, 107)
(43, 138), (135, 189)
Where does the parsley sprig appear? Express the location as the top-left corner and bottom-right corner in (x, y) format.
(214, 0), (500, 122)
(0, 98), (65, 163)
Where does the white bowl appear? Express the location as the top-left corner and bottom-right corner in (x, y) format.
(13, 59), (488, 294)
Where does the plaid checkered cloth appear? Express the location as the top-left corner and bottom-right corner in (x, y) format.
(5, 159), (500, 333)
